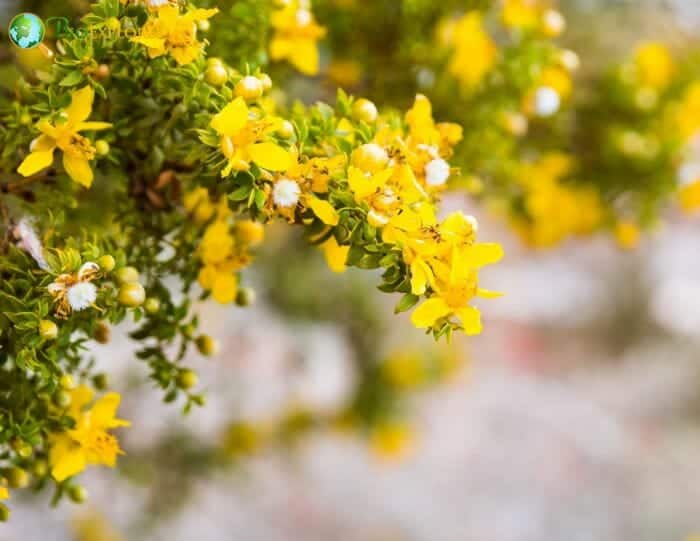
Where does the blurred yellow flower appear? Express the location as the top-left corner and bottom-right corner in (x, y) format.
(679, 179), (700, 213)
(270, 0), (326, 75)
(49, 385), (130, 482)
(17, 86), (111, 188)
(634, 42), (674, 91)
(448, 12), (497, 91)
(132, 6), (218, 65)
(370, 422), (415, 461)
(614, 221), (640, 250)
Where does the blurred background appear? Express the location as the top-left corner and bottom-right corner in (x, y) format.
(2, 0), (700, 540)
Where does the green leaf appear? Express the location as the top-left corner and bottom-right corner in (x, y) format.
(58, 71), (84, 87)
(394, 294), (419, 314)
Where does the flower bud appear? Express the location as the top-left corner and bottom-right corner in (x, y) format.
(195, 335), (219, 356)
(68, 485), (88, 503)
(93, 321), (111, 344)
(93, 373), (109, 390)
(352, 98), (378, 123)
(59, 374), (74, 389)
(10, 438), (32, 459)
(181, 323), (196, 339)
(6, 467), (29, 489)
(39, 320), (58, 340)
(118, 282), (146, 307)
(32, 460), (48, 477)
(234, 76), (264, 100)
(177, 369), (198, 389)
(144, 297), (160, 314)
(0, 504), (9, 522)
(258, 73), (273, 91)
(205, 63), (228, 86)
(95, 64), (111, 80)
(235, 220), (265, 245)
(97, 254), (116, 272)
(197, 19), (210, 32)
(207, 57), (223, 67)
(235, 287), (256, 307)
(53, 389), (72, 408)
(352, 143), (389, 173)
(277, 120), (295, 139)
(115, 266), (139, 284)
(95, 139), (110, 156)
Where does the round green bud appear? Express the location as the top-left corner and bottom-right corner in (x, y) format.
(6, 467), (29, 489)
(93, 373), (109, 391)
(97, 254), (116, 272)
(235, 287), (256, 307)
(53, 389), (72, 409)
(195, 335), (219, 356)
(144, 297), (160, 314)
(118, 282), (146, 307)
(32, 460), (48, 477)
(19, 113), (32, 125)
(68, 484), (88, 503)
(0, 503), (9, 522)
(95, 139), (110, 156)
(59, 374), (74, 390)
(115, 266), (139, 284)
(10, 439), (32, 459)
(39, 319), (58, 340)
(205, 63), (228, 86)
(181, 324), (195, 339)
(177, 369), (198, 390)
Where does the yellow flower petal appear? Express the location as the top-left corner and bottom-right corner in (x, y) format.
(210, 97), (249, 137)
(76, 121), (112, 131)
(185, 8), (219, 21)
(462, 243), (504, 268)
(63, 152), (94, 188)
(91, 393), (130, 429)
(321, 237), (349, 273)
(248, 143), (292, 171)
(0, 487), (8, 500)
(477, 288), (503, 299)
(307, 197), (339, 225)
(17, 149), (55, 177)
(65, 86), (94, 125)
(455, 306), (482, 335)
(212, 272), (237, 304)
(410, 258), (433, 296)
(31, 133), (57, 151)
(50, 438), (87, 482)
(410, 297), (451, 328)
(289, 39), (320, 76)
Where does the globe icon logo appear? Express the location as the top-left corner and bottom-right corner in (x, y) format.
(8, 13), (45, 49)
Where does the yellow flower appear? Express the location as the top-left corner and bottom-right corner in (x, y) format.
(0, 487), (8, 500)
(410, 243), (503, 334)
(634, 42), (674, 91)
(679, 179), (700, 213)
(210, 97), (292, 176)
(448, 12), (497, 91)
(614, 221), (640, 250)
(269, 0), (326, 75)
(49, 385), (130, 482)
(502, 0), (540, 29)
(17, 86), (111, 188)
(183, 187), (216, 224)
(320, 236), (349, 272)
(198, 264), (238, 303)
(370, 422), (415, 461)
(131, 6), (218, 65)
